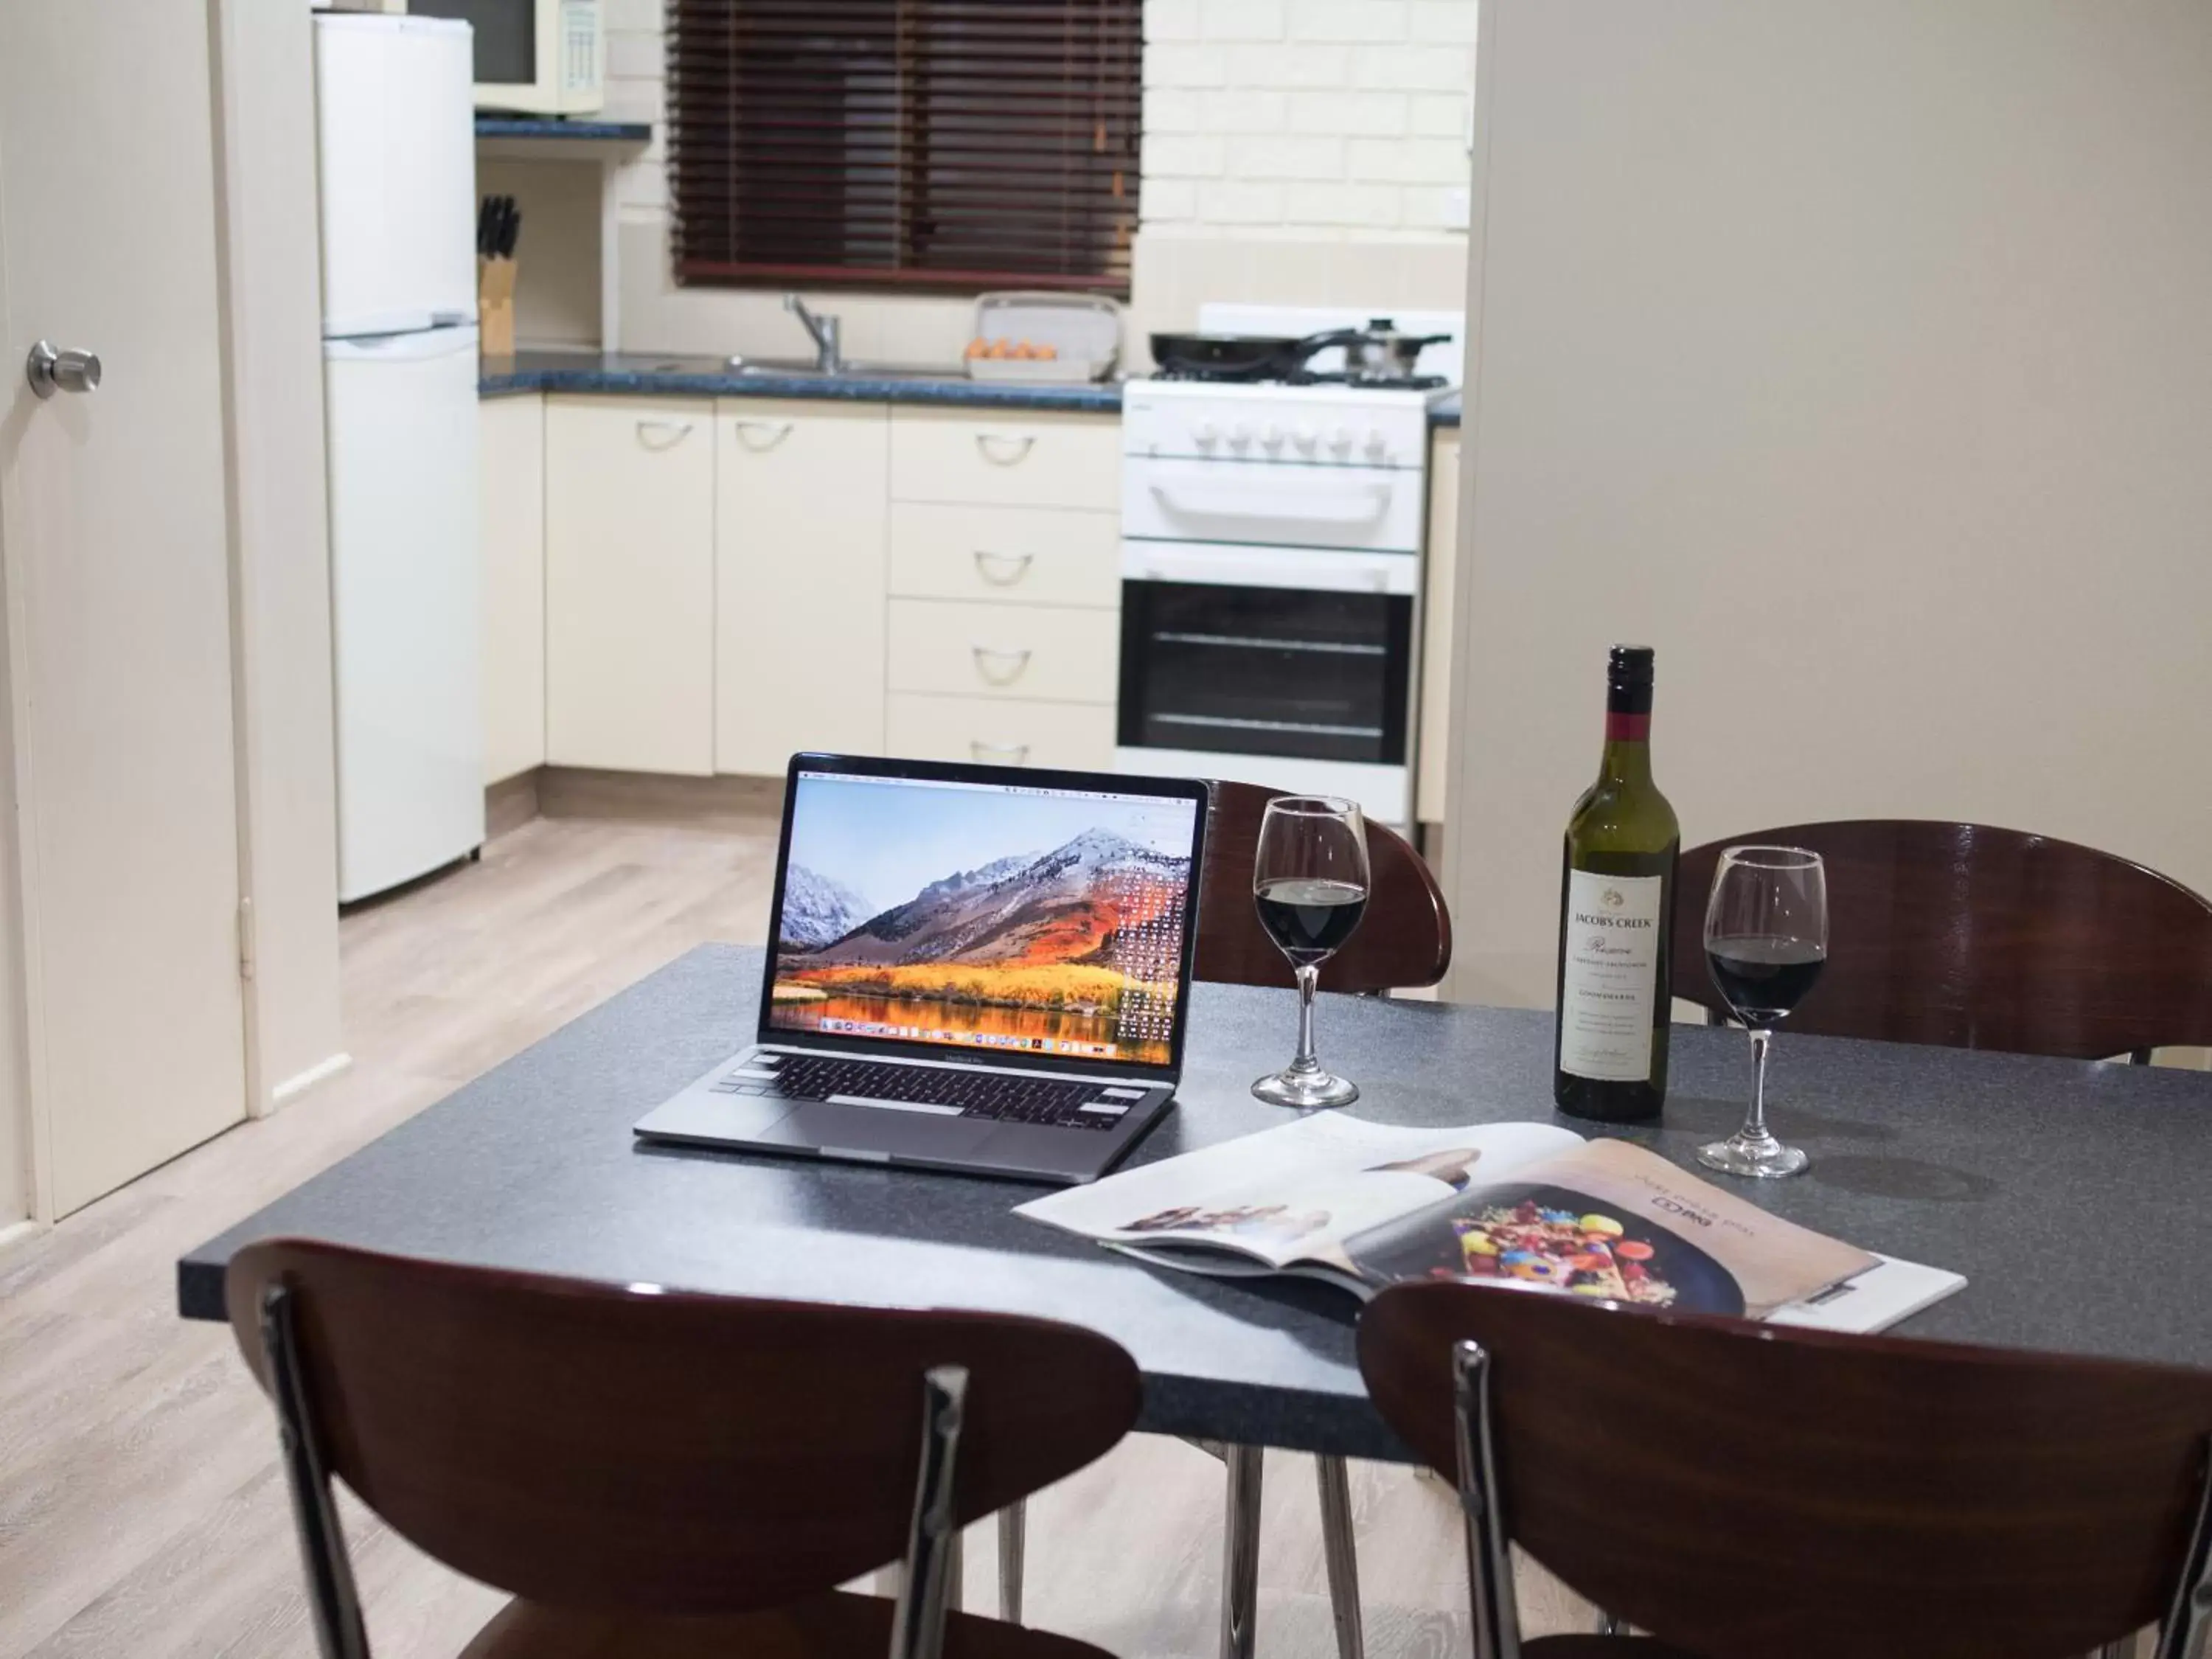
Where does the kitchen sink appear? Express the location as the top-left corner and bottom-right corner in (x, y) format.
(723, 356), (967, 380)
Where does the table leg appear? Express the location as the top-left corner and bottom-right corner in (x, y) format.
(1316, 1455), (1366, 1659)
(1220, 1444), (1264, 1659)
(998, 1501), (1026, 1624)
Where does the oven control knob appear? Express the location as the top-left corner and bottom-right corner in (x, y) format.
(1293, 425), (1319, 453)
(1363, 430), (1389, 460)
(1262, 423), (1284, 452)
(1229, 422), (1254, 451)
(1194, 420), (1219, 448)
(1328, 425), (1354, 456)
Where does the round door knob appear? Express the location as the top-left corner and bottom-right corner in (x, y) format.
(26, 341), (100, 399)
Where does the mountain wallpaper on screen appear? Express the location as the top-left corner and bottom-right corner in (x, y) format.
(776, 830), (1189, 1014)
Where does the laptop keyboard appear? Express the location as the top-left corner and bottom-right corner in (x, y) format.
(710, 1051), (1143, 1133)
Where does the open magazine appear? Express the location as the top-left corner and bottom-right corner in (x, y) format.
(1017, 1116), (1964, 1332)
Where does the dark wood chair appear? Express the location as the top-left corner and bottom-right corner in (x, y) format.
(1672, 820), (2212, 1060)
(223, 1238), (1141, 1659)
(1359, 1280), (2212, 1659)
(997, 784), (1452, 1659)
(1195, 779), (1453, 992)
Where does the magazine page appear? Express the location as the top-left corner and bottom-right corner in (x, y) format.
(1015, 1114), (1585, 1270)
(1338, 1138), (1879, 1319)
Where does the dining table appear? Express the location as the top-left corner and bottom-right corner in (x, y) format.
(177, 943), (2212, 1652)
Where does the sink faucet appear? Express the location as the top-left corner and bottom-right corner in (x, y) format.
(785, 293), (843, 373)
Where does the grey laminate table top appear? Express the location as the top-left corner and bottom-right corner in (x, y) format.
(178, 944), (2212, 1462)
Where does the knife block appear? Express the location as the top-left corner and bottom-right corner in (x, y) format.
(478, 257), (517, 358)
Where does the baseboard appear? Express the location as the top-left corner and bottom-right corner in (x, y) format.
(535, 765), (785, 826)
(267, 1050), (353, 1113)
(0, 1217), (45, 1257)
(485, 768), (542, 839)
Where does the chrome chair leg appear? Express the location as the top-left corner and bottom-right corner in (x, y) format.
(1316, 1455), (1366, 1659)
(998, 1500), (1026, 1624)
(890, 1366), (967, 1659)
(1453, 1341), (1522, 1659)
(1220, 1444), (1265, 1659)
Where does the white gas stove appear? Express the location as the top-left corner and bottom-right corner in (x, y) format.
(1115, 305), (1463, 825)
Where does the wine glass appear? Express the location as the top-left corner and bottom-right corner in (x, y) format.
(1251, 796), (1371, 1108)
(1697, 846), (1829, 1178)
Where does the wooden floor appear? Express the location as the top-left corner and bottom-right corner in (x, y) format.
(0, 807), (1593, 1659)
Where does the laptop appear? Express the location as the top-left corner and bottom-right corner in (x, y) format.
(634, 754), (1211, 1184)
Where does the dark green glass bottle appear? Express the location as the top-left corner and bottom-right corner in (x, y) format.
(1553, 646), (1680, 1122)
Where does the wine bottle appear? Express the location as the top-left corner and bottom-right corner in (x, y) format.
(1554, 645), (1680, 1121)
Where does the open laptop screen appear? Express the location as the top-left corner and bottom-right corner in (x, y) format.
(767, 768), (1203, 1070)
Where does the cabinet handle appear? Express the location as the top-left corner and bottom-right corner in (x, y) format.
(635, 419), (694, 451)
(971, 550), (1034, 587)
(734, 419), (793, 451)
(970, 644), (1033, 686)
(970, 740), (1032, 765)
(974, 432), (1035, 466)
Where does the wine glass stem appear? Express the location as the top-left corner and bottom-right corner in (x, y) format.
(1293, 964), (1321, 1074)
(1742, 1027), (1773, 1141)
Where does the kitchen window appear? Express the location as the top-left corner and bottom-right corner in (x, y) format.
(667, 0), (1141, 293)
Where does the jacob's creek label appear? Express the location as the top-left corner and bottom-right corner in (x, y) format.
(1557, 871), (1663, 1082)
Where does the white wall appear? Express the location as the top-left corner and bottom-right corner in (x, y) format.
(575, 0), (1478, 363)
(1441, 0), (2212, 1010)
(212, 0), (347, 1109)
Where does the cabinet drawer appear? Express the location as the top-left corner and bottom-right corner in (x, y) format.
(886, 693), (1116, 771)
(887, 599), (1118, 703)
(889, 408), (1119, 511)
(889, 503), (1118, 610)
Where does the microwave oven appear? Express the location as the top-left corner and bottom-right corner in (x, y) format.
(408, 0), (605, 116)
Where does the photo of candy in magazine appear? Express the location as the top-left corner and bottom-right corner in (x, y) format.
(1016, 1114), (1966, 1332)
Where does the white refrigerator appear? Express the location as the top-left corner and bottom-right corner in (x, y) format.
(315, 11), (485, 902)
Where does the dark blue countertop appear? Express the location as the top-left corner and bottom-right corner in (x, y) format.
(480, 351), (1127, 414)
(474, 117), (651, 143)
(178, 943), (2212, 1461)
(1430, 391), (1461, 427)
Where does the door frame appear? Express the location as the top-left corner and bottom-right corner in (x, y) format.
(0, 0), (349, 1231)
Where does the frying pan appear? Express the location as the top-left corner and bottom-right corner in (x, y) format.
(1147, 331), (1318, 380)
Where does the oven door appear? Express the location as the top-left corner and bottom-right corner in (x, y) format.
(1118, 546), (1414, 769)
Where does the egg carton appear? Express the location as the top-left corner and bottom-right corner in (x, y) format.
(966, 291), (1121, 383)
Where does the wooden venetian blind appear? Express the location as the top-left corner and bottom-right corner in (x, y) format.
(667, 0), (1141, 293)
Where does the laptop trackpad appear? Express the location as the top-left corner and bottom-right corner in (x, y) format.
(762, 1101), (995, 1163)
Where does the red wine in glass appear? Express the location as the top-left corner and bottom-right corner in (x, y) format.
(1704, 936), (1826, 1027)
(1255, 877), (1369, 967)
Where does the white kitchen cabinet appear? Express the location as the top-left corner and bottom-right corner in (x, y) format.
(544, 395), (714, 775)
(1416, 427), (1461, 823)
(714, 400), (889, 773)
(886, 693), (1116, 771)
(480, 392), (545, 784)
(889, 501), (1119, 611)
(887, 598), (1119, 705)
(889, 407), (1120, 511)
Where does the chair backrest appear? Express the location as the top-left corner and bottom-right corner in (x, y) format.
(1672, 819), (2212, 1057)
(1360, 1280), (2212, 1659)
(1194, 780), (1452, 992)
(225, 1239), (1140, 1619)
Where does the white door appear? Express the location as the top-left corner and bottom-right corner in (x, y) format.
(0, 0), (248, 1214)
(327, 326), (485, 901)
